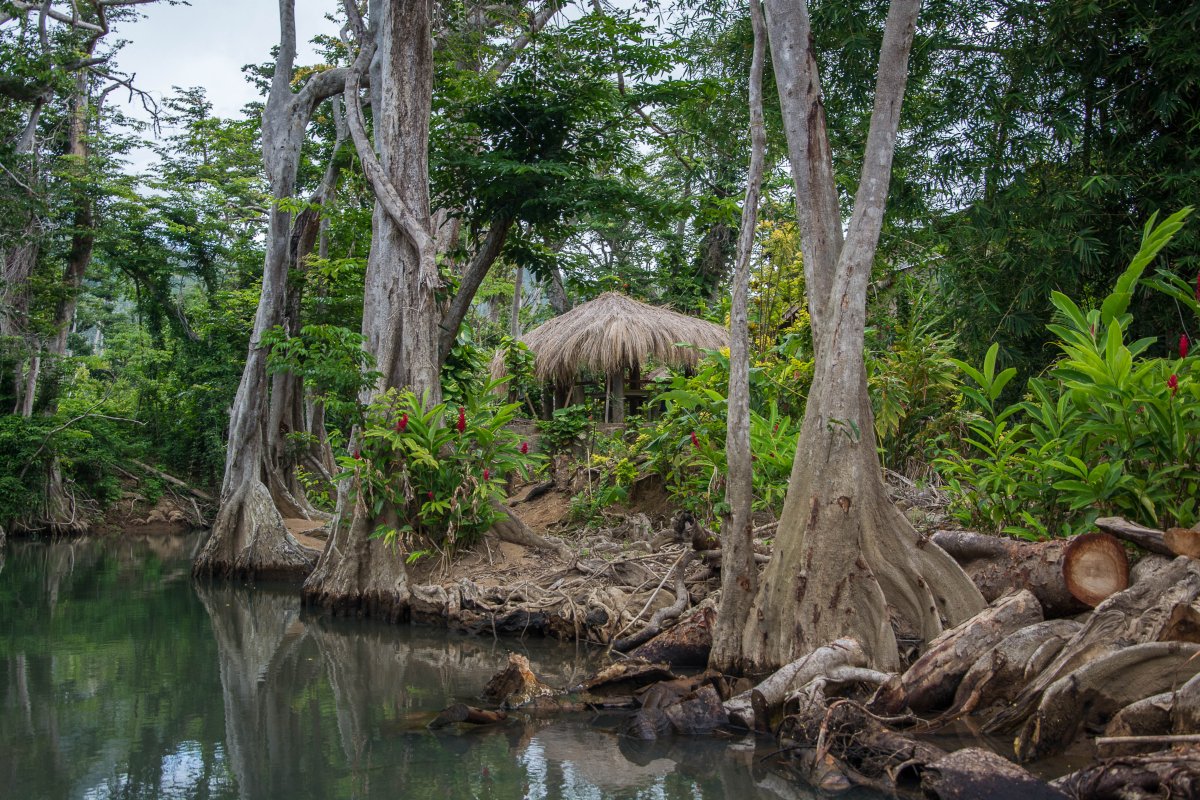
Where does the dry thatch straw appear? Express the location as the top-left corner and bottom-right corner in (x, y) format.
(492, 292), (728, 384)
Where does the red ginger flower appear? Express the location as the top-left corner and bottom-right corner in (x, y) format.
(483, 468), (491, 481)
(353, 449), (361, 460)
(456, 406), (466, 433)
(520, 441), (529, 455)
(427, 491), (435, 500)
(690, 431), (700, 448)
(1181, 334), (1191, 360)
(395, 413), (408, 431)
(1169, 373), (1179, 396)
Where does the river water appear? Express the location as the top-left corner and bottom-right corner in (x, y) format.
(0, 533), (864, 800)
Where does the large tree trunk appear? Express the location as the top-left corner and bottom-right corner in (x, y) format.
(194, 0), (346, 580)
(303, 0), (437, 619)
(710, 0), (766, 673)
(735, 0), (984, 672)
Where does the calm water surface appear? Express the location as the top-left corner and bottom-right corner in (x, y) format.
(0, 533), (851, 800)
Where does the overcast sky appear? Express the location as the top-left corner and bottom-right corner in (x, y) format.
(112, 1), (340, 168)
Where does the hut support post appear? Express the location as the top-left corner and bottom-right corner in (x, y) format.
(610, 370), (625, 424)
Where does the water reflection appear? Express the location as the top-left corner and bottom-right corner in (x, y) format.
(0, 535), (835, 799)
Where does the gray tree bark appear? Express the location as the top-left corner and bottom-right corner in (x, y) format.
(710, 0), (767, 674)
(302, 0), (437, 619)
(737, 0), (984, 672)
(194, 0), (348, 580)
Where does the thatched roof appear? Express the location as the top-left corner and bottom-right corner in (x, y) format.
(495, 292), (728, 384)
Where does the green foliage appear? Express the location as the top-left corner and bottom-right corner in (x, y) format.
(868, 280), (967, 474)
(939, 210), (1198, 538)
(536, 403), (592, 455)
(262, 324), (377, 419)
(344, 382), (543, 555)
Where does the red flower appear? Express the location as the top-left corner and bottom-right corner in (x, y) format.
(690, 431), (700, 448)
(456, 406), (466, 433)
(483, 468), (491, 481)
(352, 449), (361, 460)
(1168, 373), (1179, 396)
(520, 441), (529, 455)
(1181, 334), (1191, 360)
(427, 491), (435, 500)
(1195, 272), (1200, 302)
(395, 413), (408, 432)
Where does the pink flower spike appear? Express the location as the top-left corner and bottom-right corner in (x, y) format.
(520, 441), (529, 455)
(456, 407), (466, 433)
(396, 413), (408, 432)
(1181, 334), (1191, 360)
(690, 431), (700, 448)
(483, 468), (490, 481)
(1168, 373), (1179, 396)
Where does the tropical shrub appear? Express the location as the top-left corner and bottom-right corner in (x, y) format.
(939, 209), (1198, 538)
(341, 382), (542, 557)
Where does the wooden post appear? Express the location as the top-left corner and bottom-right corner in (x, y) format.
(610, 369), (625, 423)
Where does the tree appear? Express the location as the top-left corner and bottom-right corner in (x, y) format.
(301, 0), (437, 618)
(731, 0), (985, 671)
(710, 0), (766, 672)
(192, 0), (347, 579)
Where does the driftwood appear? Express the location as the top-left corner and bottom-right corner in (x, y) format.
(723, 639), (867, 729)
(483, 653), (559, 708)
(874, 589), (1043, 714)
(919, 747), (1068, 800)
(948, 618), (1081, 717)
(428, 703), (507, 729)
(1014, 641), (1200, 761)
(1052, 747), (1200, 799)
(987, 556), (1200, 733)
(931, 531), (1100, 616)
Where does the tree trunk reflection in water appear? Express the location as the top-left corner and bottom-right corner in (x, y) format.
(195, 584), (324, 799)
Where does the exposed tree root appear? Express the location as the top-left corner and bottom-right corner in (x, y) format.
(948, 619), (1081, 717)
(873, 589), (1042, 714)
(1052, 748), (1200, 799)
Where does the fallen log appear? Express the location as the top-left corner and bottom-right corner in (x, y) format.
(428, 703), (507, 729)
(627, 606), (715, 666)
(129, 459), (214, 502)
(930, 531), (1124, 616)
(874, 589), (1043, 714)
(723, 638), (867, 729)
(483, 653), (559, 708)
(1105, 692), (1175, 740)
(949, 618), (1081, 717)
(1014, 641), (1200, 761)
(1052, 747), (1200, 799)
(1095, 516), (1172, 555)
(488, 502), (573, 559)
(986, 557), (1200, 733)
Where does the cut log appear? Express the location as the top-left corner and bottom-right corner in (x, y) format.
(875, 589), (1043, 714)
(723, 638), (866, 729)
(986, 557), (1200, 733)
(1014, 641), (1200, 761)
(627, 606), (715, 666)
(1063, 532), (1130, 606)
(1167, 527), (1200, 559)
(931, 531), (1086, 617)
(949, 619), (1081, 716)
(1052, 748), (1200, 799)
(919, 748), (1068, 800)
(1094, 516), (1172, 556)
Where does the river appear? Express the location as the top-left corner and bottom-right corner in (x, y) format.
(0, 533), (872, 799)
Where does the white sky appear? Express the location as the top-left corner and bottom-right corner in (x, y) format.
(112, 0), (341, 168)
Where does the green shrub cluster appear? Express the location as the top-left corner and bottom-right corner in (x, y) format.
(940, 210), (1198, 538)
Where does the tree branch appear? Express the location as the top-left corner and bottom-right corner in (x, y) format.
(438, 213), (515, 363)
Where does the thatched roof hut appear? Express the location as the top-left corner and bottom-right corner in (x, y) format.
(494, 292), (728, 421)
